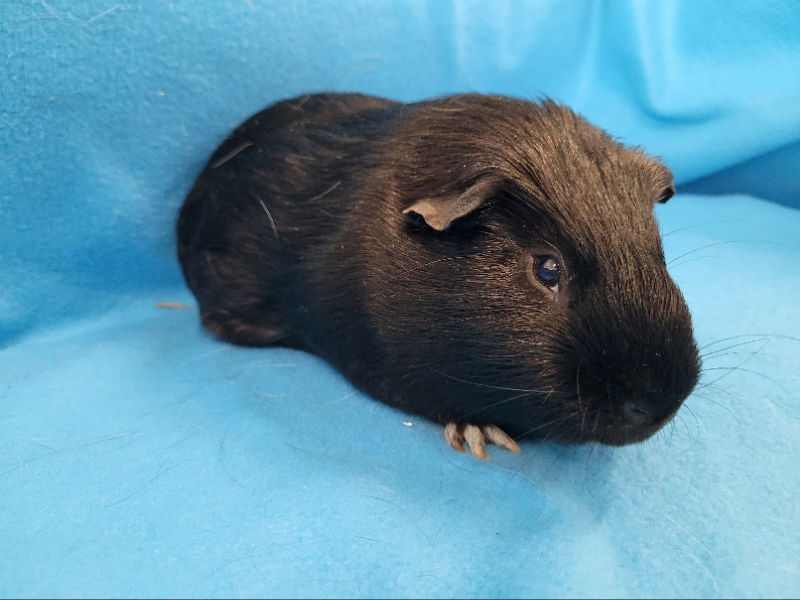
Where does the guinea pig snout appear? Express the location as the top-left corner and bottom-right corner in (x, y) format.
(568, 302), (701, 444)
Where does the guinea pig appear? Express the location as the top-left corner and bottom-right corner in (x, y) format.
(177, 92), (700, 459)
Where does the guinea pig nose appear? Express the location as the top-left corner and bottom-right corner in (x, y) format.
(620, 402), (653, 427)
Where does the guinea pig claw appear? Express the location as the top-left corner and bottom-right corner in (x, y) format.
(482, 425), (522, 454)
(444, 423), (521, 460)
(444, 423), (466, 452)
(463, 424), (490, 459)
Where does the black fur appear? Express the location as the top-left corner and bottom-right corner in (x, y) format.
(177, 92), (700, 446)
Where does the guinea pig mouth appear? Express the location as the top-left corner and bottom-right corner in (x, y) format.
(592, 408), (680, 446)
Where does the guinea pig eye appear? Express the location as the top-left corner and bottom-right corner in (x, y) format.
(534, 255), (561, 291)
(657, 186), (675, 204)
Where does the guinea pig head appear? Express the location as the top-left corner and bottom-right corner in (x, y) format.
(388, 96), (700, 445)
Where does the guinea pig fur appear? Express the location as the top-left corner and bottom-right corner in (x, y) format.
(177, 92), (701, 459)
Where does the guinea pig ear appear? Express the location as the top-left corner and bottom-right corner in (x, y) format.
(402, 178), (495, 231)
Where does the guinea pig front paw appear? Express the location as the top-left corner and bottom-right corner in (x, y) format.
(443, 423), (521, 460)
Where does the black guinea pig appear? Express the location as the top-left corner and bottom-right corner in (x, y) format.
(177, 92), (700, 459)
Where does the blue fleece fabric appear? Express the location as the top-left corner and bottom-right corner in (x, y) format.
(1, 1), (799, 598)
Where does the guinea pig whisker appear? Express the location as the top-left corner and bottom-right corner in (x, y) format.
(307, 180), (341, 202)
(653, 426), (666, 454)
(575, 364), (587, 438)
(583, 438), (601, 475)
(542, 239), (565, 258)
(590, 410), (601, 435)
(464, 391), (538, 418)
(669, 255), (724, 269)
(211, 141), (254, 169)
(540, 385), (557, 406)
(702, 366), (793, 397)
(700, 350), (767, 362)
(666, 417), (695, 452)
(690, 391), (740, 420)
(701, 337), (780, 359)
(538, 411), (584, 441)
(681, 403), (702, 430)
(431, 368), (549, 394)
(692, 380), (749, 415)
(697, 338), (773, 390)
(701, 341), (772, 371)
(680, 410), (705, 447)
(690, 389), (728, 408)
(254, 193), (280, 244)
(391, 255), (471, 282)
(515, 413), (576, 441)
(695, 382), (742, 403)
(697, 335), (796, 393)
(541, 413), (584, 443)
(661, 219), (743, 238)
(666, 241), (740, 266)
(698, 333), (800, 352)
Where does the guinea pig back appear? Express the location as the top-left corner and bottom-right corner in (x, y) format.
(177, 92), (700, 450)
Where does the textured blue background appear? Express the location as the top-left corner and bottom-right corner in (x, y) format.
(2, 1), (799, 597)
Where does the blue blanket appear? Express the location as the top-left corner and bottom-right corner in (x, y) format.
(2, 1), (799, 597)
